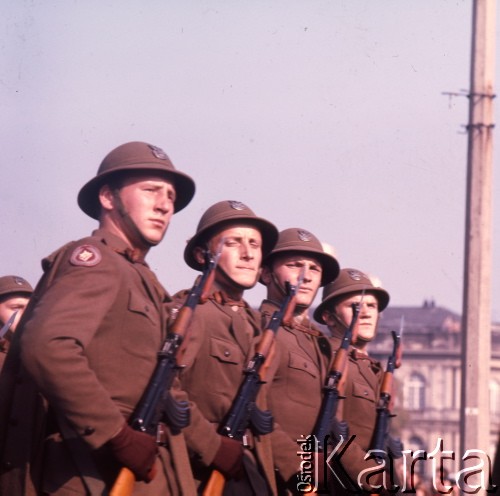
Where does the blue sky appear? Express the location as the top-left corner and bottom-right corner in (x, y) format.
(2, 0), (499, 319)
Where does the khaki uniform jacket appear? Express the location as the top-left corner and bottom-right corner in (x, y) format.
(328, 334), (384, 495)
(259, 299), (331, 492)
(176, 293), (277, 495)
(0, 229), (192, 495)
(0, 341), (8, 373)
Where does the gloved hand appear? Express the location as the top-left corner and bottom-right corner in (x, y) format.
(211, 436), (245, 480)
(108, 423), (158, 482)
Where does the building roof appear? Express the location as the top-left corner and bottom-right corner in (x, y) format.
(379, 300), (461, 334)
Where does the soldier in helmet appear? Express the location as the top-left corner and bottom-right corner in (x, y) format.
(0, 275), (33, 371)
(258, 227), (340, 493)
(0, 142), (196, 495)
(313, 268), (394, 494)
(175, 200), (279, 494)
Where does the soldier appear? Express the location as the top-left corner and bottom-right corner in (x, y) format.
(258, 228), (339, 493)
(176, 200), (279, 495)
(0, 142), (196, 495)
(313, 267), (393, 494)
(0, 275), (33, 371)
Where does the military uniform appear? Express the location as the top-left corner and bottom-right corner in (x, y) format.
(314, 268), (396, 495)
(178, 200), (279, 495)
(327, 335), (385, 494)
(260, 299), (331, 492)
(257, 228), (340, 495)
(0, 230), (192, 495)
(0, 141), (196, 495)
(176, 292), (277, 495)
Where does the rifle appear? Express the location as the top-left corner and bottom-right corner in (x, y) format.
(312, 300), (361, 452)
(203, 274), (303, 496)
(110, 246), (222, 496)
(370, 316), (404, 464)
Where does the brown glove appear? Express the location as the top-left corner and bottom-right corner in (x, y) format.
(108, 423), (158, 482)
(211, 436), (245, 480)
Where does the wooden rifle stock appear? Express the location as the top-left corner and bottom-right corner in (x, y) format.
(203, 275), (303, 496)
(370, 317), (404, 464)
(110, 246), (221, 496)
(312, 301), (360, 452)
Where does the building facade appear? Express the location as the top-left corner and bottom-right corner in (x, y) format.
(368, 300), (500, 481)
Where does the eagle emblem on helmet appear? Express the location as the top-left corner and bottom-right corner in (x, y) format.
(148, 144), (169, 160)
(297, 230), (313, 242)
(14, 277), (27, 286)
(347, 269), (363, 281)
(228, 201), (247, 211)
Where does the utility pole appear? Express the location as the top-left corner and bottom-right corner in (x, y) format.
(460, 0), (495, 492)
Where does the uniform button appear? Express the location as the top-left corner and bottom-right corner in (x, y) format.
(304, 363), (308, 368)
(224, 350), (231, 357)
(364, 391), (368, 396)
(83, 426), (95, 436)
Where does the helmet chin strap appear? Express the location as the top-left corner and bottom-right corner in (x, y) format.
(271, 273), (288, 297)
(112, 190), (157, 249)
(213, 264), (250, 298)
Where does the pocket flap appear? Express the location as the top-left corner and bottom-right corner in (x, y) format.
(288, 351), (318, 378)
(352, 380), (376, 402)
(210, 337), (242, 365)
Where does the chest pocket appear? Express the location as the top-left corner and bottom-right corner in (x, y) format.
(352, 380), (376, 403)
(288, 351), (318, 379)
(286, 351), (319, 405)
(210, 337), (243, 366)
(128, 290), (158, 326)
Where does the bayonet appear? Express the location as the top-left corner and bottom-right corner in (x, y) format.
(0, 311), (18, 339)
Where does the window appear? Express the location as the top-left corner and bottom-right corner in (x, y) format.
(405, 372), (426, 411)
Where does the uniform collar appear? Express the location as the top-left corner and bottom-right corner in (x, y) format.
(92, 229), (147, 265)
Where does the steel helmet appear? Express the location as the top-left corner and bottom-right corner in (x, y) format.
(0, 276), (33, 299)
(184, 200), (278, 270)
(313, 268), (390, 323)
(261, 228), (340, 286)
(78, 141), (195, 219)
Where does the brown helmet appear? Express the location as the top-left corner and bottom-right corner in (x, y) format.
(261, 228), (340, 286)
(313, 268), (390, 324)
(0, 276), (33, 299)
(78, 142), (196, 219)
(184, 200), (278, 270)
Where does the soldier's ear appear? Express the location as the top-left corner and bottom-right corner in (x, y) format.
(260, 265), (272, 286)
(193, 247), (205, 265)
(99, 184), (115, 212)
(322, 310), (334, 326)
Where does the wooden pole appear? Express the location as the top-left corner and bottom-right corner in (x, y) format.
(460, 0), (495, 492)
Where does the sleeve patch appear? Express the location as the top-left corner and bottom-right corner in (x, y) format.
(70, 245), (102, 267)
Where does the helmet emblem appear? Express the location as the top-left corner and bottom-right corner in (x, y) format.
(347, 269), (363, 281)
(297, 230), (313, 242)
(14, 277), (26, 286)
(228, 201), (247, 211)
(148, 144), (169, 160)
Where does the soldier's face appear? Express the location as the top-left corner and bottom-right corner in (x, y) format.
(264, 254), (322, 308)
(116, 174), (176, 247)
(209, 226), (263, 296)
(0, 295), (30, 333)
(334, 293), (380, 342)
